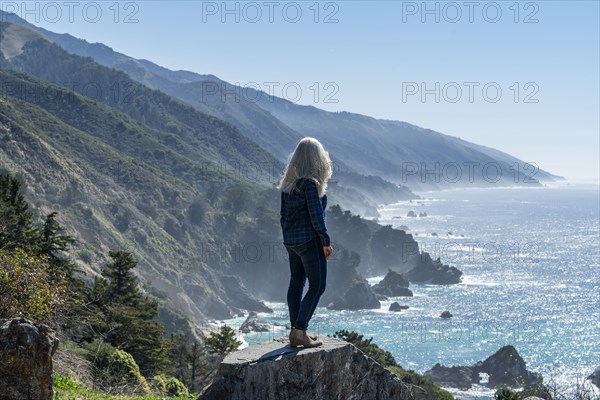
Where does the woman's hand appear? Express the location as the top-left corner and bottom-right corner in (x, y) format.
(323, 246), (333, 260)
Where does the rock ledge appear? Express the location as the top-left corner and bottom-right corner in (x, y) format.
(201, 336), (412, 400)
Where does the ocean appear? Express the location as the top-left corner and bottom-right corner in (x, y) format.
(225, 183), (600, 399)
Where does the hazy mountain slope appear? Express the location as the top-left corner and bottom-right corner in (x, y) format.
(0, 10), (303, 162)
(0, 23), (281, 188)
(446, 135), (564, 181)
(0, 69), (276, 322)
(121, 73), (301, 160)
(0, 9), (215, 83)
(0, 19), (50, 58)
(253, 97), (556, 190)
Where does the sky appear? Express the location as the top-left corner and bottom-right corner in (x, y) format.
(2, 0), (599, 181)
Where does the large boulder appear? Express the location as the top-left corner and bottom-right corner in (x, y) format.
(326, 281), (381, 311)
(404, 252), (462, 284)
(425, 345), (542, 390)
(371, 270), (413, 297)
(424, 363), (478, 390)
(200, 336), (412, 400)
(588, 366), (600, 388)
(473, 345), (542, 388)
(0, 318), (59, 400)
(388, 302), (408, 312)
(239, 312), (270, 334)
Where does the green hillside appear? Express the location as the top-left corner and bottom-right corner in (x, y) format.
(0, 22), (282, 189)
(0, 68), (272, 322)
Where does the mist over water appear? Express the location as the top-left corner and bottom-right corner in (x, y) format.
(226, 184), (599, 399)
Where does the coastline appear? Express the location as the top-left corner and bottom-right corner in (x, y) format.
(216, 184), (599, 399)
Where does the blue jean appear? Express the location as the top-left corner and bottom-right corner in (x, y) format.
(285, 236), (327, 331)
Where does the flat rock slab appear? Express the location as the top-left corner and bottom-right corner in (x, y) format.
(201, 336), (412, 400)
(222, 336), (346, 366)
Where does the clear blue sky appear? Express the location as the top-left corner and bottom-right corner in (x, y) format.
(4, 1), (599, 181)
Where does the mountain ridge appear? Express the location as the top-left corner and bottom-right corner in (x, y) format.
(0, 16), (418, 216)
(0, 10), (561, 191)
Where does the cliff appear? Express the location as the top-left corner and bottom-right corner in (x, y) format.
(201, 337), (414, 400)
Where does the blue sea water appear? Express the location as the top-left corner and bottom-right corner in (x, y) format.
(225, 184), (600, 399)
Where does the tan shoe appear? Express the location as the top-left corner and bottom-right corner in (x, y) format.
(289, 328), (322, 348)
(289, 329), (316, 345)
(289, 328), (318, 341)
(289, 328), (301, 346)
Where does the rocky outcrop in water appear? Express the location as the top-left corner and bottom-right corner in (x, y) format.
(405, 252), (462, 284)
(200, 336), (413, 400)
(372, 270), (413, 297)
(322, 248), (381, 311)
(0, 318), (59, 400)
(239, 312), (270, 334)
(326, 280), (381, 311)
(425, 345), (542, 390)
(474, 345), (542, 388)
(424, 364), (478, 390)
(388, 302), (408, 312)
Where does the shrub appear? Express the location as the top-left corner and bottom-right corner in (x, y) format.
(151, 374), (168, 393)
(333, 330), (397, 367)
(83, 341), (149, 395)
(152, 374), (189, 396)
(0, 249), (67, 320)
(165, 376), (188, 396)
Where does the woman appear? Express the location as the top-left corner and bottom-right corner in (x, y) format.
(279, 137), (333, 348)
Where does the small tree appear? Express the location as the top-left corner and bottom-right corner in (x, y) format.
(223, 186), (250, 217)
(89, 251), (172, 376)
(205, 325), (241, 357)
(38, 211), (75, 280)
(187, 198), (208, 226)
(101, 251), (140, 304)
(0, 174), (39, 251)
(170, 333), (219, 392)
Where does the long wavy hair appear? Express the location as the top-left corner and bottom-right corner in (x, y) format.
(279, 137), (332, 197)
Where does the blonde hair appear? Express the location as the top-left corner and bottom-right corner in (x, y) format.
(279, 137), (332, 197)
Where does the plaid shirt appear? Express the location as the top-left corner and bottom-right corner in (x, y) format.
(280, 178), (330, 247)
